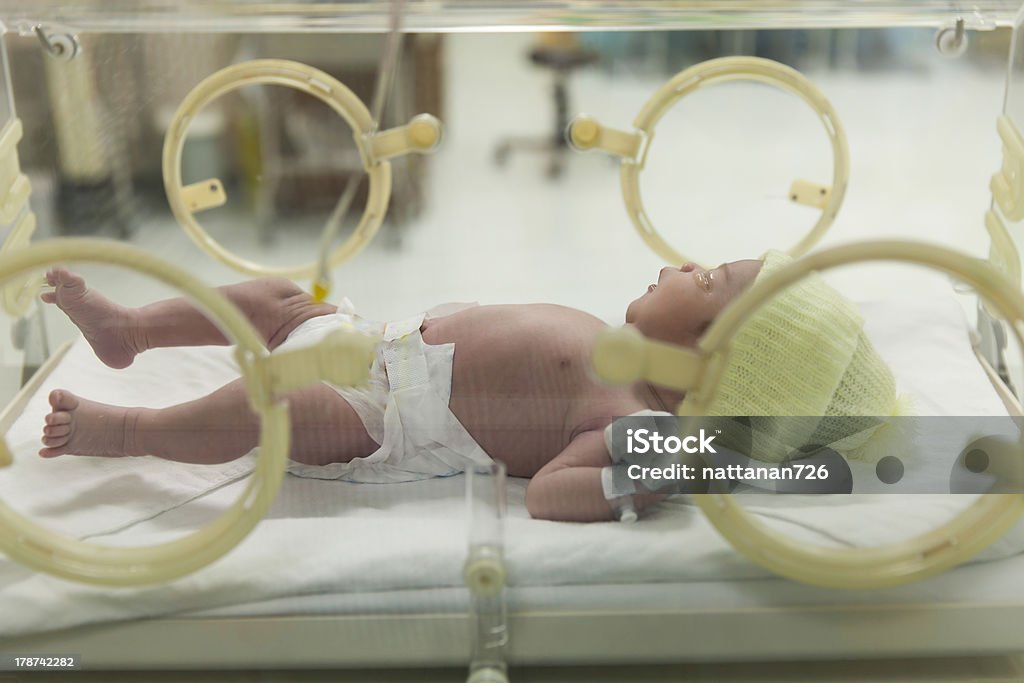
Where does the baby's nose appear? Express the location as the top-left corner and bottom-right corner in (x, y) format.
(680, 262), (698, 273)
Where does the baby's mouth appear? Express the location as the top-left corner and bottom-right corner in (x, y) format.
(647, 284), (656, 293)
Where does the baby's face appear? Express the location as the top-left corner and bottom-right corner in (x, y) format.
(626, 259), (762, 347)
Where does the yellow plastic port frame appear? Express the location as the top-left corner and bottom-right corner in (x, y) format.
(593, 241), (1024, 589)
(0, 239), (290, 586)
(0, 119), (40, 318)
(570, 56), (849, 266)
(163, 59), (442, 279)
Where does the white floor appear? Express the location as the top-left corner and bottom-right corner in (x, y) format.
(6, 29), (1024, 682)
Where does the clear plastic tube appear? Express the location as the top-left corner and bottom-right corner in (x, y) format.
(464, 462), (508, 680)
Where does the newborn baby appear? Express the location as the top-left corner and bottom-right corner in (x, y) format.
(37, 252), (899, 522)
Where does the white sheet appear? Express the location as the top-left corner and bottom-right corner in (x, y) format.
(1, 285), (1022, 639)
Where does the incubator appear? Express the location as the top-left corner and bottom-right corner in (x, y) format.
(1, 2), (1024, 680)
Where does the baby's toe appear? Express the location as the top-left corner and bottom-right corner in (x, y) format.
(48, 389), (79, 412)
(49, 267), (81, 288)
(43, 424), (71, 440)
(41, 431), (70, 448)
(45, 411), (71, 426)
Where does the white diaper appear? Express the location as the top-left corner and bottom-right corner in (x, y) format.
(277, 302), (494, 483)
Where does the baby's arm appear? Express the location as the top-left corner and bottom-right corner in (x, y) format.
(525, 431), (665, 522)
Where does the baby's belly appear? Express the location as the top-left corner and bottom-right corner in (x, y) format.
(447, 395), (570, 477)
(420, 304), (600, 477)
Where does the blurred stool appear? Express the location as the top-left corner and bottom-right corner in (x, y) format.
(494, 33), (599, 179)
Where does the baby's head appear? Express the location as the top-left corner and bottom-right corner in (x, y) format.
(704, 250), (906, 461)
(631, 251), (906, 461)
(626, 258), (764, 347)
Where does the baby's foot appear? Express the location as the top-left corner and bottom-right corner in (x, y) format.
(42, 268), (141, 369)
(39, 389), (130, 459)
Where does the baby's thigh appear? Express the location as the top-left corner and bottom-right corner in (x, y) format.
(285, 383), (379, 466)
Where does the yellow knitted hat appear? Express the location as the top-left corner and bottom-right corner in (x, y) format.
(688, 250), (911, 463)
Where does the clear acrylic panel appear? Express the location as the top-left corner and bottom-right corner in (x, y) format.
(0, 7), (1019, 672)
(0, 1), (1019, 33)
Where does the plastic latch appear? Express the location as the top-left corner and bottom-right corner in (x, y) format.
(788, 179), (831, 209)
(983, 210), (1021, 322)
(592, 326), (647, 385)
(368, 114), (443, 162)
(992, 115), (1024, 221)
(568, 115), (601, 150)
(181, 178), (227, 213)
(261, 328), (378, 396)
(1, 211), (41, 318)
(0, 119), (24, 207)
(0, 175), (31, 225)
(567, 114), (644, 161)
(407, 114), (442, 150)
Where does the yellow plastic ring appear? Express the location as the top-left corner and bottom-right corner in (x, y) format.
(681, 240), (1024, 588)
(163, 59), (392, 279)
(0, 239), (290, 585)
(623, 56), (849, 265)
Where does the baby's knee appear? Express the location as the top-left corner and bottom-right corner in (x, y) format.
(267, 279), (337, 320)
(262, 277), (306, 302)
(225, 277), (304, 314)
(268, 291), (338, 349)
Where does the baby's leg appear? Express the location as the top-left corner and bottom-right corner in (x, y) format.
(43, 268), (337, 369)
(40, 381), (378, 465)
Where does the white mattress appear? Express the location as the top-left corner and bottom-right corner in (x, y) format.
(1, 284), (1023, 640)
